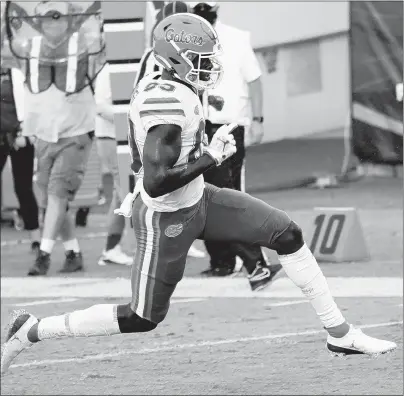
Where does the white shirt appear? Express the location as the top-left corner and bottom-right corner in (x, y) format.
(94, 64), (116, 139)
(22, 85), (95, 142)
(205, 20), (262, 126)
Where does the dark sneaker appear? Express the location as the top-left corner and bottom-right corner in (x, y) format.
(59, 250), (84, 273)
(75, 207), (90, 227)
(248, 263), (283, 291)
(27, 250), (50, 276)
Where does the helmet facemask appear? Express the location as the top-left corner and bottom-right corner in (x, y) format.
(169, 40), (223, 91)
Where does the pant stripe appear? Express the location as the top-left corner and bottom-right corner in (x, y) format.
(143, 211), (161, 320)
(130, 202), (147, 312)
(135, 207), (156, 318)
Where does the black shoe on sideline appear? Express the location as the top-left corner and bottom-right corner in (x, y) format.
(59, 250), (84, 273)
(248, 263), (283, 292)
(75, 207), (90, 227)
(27, 250), (50, 276)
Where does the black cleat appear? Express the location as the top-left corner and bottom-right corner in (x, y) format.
(59, 250), (84, 273)
(248, 263), (283, 291)
(27, 250), (50, 276)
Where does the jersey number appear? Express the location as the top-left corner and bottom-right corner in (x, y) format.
(310, 214), (346, 255)
(188, 120), (205, 162)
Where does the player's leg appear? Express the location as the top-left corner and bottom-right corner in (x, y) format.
(203, 185), (397, 355)
(0, 194), (204, 375)
(27, 139), (54, 275)
(128, 195), (204, 324)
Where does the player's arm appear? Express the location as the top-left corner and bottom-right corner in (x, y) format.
(142, 123), (216, 198)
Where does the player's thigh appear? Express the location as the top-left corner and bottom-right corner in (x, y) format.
(130, 195), (204, 324)
(48, 133), (93, 201)
(203, 186), (291, 248)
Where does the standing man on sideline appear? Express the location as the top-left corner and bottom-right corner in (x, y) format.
(133, 0), (206, 260)
(0, 66), (41, 253)
(1, 1), (106, 275)
(189, 2), (282, 283)
(94, 62), (133, 266)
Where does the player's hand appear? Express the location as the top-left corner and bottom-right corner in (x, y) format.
(204, 123), (238, 166)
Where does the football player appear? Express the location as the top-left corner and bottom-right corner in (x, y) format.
(135, 1), (282, 289)
(1, 13), (396, 375)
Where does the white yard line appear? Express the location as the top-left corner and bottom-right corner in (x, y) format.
(10, 320), (402, 370)
(12, 298), (78, 307)
(6, 298), (204, 308)
(265, 300), (308, 307)
(1, 232), (107, 247)
(171, 298), (206, 304)
(1, 277), (402, 298)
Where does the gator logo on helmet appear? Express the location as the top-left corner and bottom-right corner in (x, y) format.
(165, 29), (203, 46)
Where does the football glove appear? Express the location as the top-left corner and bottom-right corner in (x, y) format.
(204, 123), (238, 166)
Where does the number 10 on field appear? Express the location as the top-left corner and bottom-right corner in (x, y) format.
(308, 208), (369, 263)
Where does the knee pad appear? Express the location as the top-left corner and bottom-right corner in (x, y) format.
(271, 221), (304, 255)
(117, 304), (158, 333)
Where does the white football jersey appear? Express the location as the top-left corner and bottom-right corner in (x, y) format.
(128, 74), (206, 212)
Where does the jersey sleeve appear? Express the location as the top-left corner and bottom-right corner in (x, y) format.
(136, 89), (187, 132)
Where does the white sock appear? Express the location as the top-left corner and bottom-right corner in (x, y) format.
(278, 243), (346, 329)
(40, 239), (55, 254)
(37, 304), (121, 340)
(63, 239), (80, 253)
